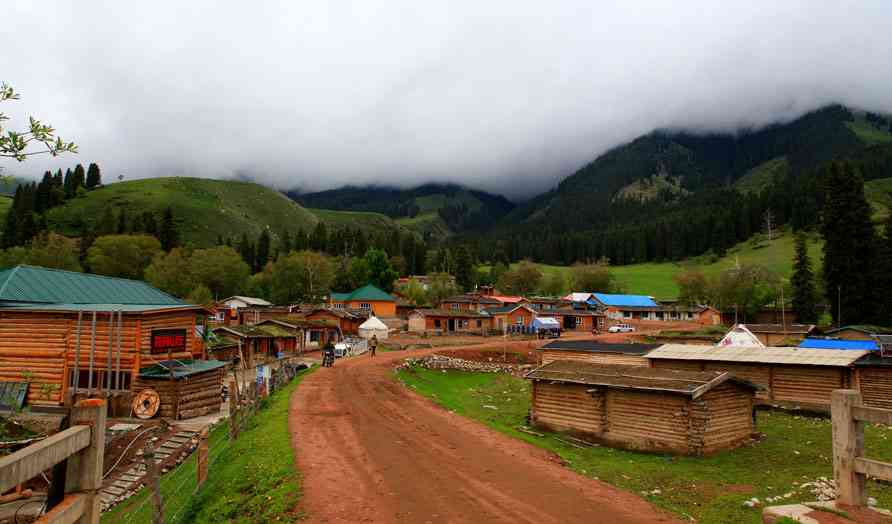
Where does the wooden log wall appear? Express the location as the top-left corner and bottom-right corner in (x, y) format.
(695, 383), (754, 455)
(703, 363), (771, 401)
(0, 312), (68, 406)
(132, 368), (223, 420)
(858, 368), (892, 410)
(531, 382), (604, 434)
(540, 350), (648, 367)
(605, 390), (691, 453)
(139, 311), (198, 365)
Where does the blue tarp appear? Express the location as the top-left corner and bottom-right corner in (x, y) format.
(798, 338), (878, 350)
(592, 293), (658, 308)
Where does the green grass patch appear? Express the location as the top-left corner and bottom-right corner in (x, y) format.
(847, 119), (892, 145)
(734, 156), (790, 195)
(396, 367), (892, 524)
(308, 207), (405, 234)
(102, 367), (313, 523)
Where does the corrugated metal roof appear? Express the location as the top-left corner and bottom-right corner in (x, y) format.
(799, 338), (878, 350)
(592, 293), (658, 308)
(647, 344), (867, 367)
(410, 308), (489, 318)
(330, 284), (395, 303)
(0, 265), (184, 306)
(540, 340), (660, 355)
(563, 292), (594, 303)
(0, 303), (198, 313)
(139, 359), (227, 379)
(525, 360), (758, 398)
(221, 296), (272, 307)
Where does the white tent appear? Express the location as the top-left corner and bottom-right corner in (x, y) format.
(358, 316), (389, 341)
(716, 324), (765, 348)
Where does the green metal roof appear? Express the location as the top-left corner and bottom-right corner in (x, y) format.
(0, 303), (198, 313)
(138, 359), (227, 379)
(0, 265), (185, 306)
(330, 284), (395, 303)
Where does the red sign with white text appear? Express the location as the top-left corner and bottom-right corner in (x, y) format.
(151, 329), (187, 355)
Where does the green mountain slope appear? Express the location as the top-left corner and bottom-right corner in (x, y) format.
(307, 207), (407, 234)
(291, 183), (515, 237)
(46, 177), (320, 246)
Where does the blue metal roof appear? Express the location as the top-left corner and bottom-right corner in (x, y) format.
(798, 338), (878, 351)
(592, 293), (658, 308)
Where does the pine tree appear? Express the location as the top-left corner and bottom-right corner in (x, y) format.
(72, 164), (86, 193)
(158, 207), (178, 250)
(63, 168), (74, 199)
(98, 205), (116, 236)
(280, 230), (292, 257)
(256, 230), (271, 271)
(79, 228), (96, 270)
(454, 246), (474, 290)
(821, 161), (876, 326)
(875, 212), (892, 324)
(85, 163), (102, 188)
(791, 232), (818, 323)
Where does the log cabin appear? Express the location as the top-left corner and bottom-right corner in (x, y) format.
(536, 308), (605, 332)
(304, 307), (366, 336)
(213, 295), (273, 326)
(538, 340), (659, 366)
(0, 265), (209, 409)
(739, 323), (818, 346)
(645, 344), (867, 411)
(132, 360), (226, 419)
(525, 361), (758, 455)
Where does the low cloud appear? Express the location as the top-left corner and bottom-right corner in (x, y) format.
(3, 1), (891, 199)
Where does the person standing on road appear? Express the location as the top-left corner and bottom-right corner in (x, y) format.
(369, 334), (377, 357)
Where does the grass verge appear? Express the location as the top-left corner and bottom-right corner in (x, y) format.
(102, 367), (313, 523)
(396, 366), (892, 524)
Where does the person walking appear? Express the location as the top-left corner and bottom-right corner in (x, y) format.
(369, 334), (378, 357)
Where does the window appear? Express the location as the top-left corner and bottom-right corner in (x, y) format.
(69, 370), (132, 392)
(476, 320), (482, 328)
(623, 311), (632, 318)
(334, 303), (345, 309)
(360, 303), (371, 310)
(434, 319), (441, 328)
(451, 303), (459, 310)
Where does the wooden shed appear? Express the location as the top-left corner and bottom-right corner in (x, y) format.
(526, 361), (758, 455)
(132, 360), (226, 419)
(0, 265), (206, 409)
(536, 308), (605, 332)
(538, 340), (659, 366)
(646, 344), (866, 411)
(740, 324), (817, 346)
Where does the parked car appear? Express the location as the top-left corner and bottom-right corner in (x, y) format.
(608, 323), (635, 333)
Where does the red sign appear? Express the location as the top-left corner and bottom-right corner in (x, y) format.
(151, 329), (187, 355)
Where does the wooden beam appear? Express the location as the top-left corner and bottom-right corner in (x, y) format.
(852, 406), (892, 426)
(832, 389), (866, 506)
(854, 457), (892, 481)
(34, 494), (85, 524)
(0, 426), (90, 494)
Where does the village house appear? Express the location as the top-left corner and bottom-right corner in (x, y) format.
(395, 274), (456, 290)
(407, 309), (492, 335)
(132, 360), (227, 420)
(484, 304), (537, 333)
(214, 295), (273, 325)
(538, 340), (659, 366)
(572, 293), (719, 324)
(304, 307), (366, 336)
(439, 293), (502, 312)
(212, 325), (276, 367)
(525, 361), (759, 455)
(0, 265), (210, 411)
(526, 297), (568, 311)
(329, 284), (397, 318)
(536, 307), (605, 332)
(823, 325), (892, 342)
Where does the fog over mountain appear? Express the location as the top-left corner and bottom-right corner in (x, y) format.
(3, 2), (892, 199)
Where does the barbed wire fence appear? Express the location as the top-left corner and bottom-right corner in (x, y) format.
(117, 359), (307, 524)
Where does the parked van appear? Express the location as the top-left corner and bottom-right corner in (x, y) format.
(608, 323), (635, 333)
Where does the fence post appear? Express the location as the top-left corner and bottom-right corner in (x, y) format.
(64, 398), (106, 524)
(197, 427), (209, 488)
(832, 389), (866, 506)
(229, 378), (239, 441)
(144, 443), (165, 524)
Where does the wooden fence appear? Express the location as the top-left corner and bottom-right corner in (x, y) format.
(0, 399), (106, 523)
(831, 389), (892, 506)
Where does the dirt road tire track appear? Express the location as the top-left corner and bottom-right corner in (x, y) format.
(289, 343), (682, 523)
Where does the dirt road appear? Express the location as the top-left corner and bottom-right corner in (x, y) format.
(289, 341), (681, 523)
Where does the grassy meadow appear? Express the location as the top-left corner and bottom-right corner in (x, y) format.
(503, 229), (823, 300)
(397, 366), (892, 524)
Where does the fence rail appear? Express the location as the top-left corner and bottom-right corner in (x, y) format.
(831, 389), (892, 507)
(0, 399), (106, 524)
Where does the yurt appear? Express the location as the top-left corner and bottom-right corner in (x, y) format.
(358, 316), (389, 340)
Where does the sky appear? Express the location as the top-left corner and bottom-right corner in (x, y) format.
(2, 1), (892, 200)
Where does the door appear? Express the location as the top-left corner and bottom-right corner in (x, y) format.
(563, 316), (576, 330)
(448, 318), (456, 332)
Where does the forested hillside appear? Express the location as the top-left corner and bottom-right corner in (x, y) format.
(291, 183), (515, 238)
(468, 106), (892, 266)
